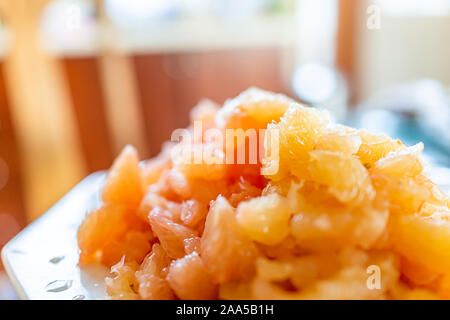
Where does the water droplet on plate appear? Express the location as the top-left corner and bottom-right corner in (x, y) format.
(45, 280), (73, 293)
(49, 256), (65, 264)
(72, 294), (85, 300)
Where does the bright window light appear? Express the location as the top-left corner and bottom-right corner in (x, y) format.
(377, 0), (450, 17)
(105, 0), (180, 27)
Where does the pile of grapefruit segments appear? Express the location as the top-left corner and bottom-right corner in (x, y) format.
(78, 88), (450, 300)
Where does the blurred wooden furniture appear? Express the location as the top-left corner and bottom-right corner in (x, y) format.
(0, 0), (292, 228)
(96, 0), (149, 157)
(134, 49), (287, 157)
(62, 57), (113, 172)
(0, 0), (86, 221)
(336, 0), (361, 103)
(0, 62), (25, 233)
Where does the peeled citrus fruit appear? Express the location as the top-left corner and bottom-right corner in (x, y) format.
(167, 252), (217, 299)
(236, 193), (291, 245)
(389, 206), (450, 274)
(201, 196), (259, 284)
(102, 145), (144, 209)
(77, 88), (449, 300)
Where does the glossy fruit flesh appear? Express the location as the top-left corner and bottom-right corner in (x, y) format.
(77, 88), (449, 300)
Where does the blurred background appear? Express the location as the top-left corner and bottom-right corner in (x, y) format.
(1, 0), (450, 299)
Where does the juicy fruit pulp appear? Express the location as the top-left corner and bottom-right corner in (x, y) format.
(78, 88), (450, 300)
